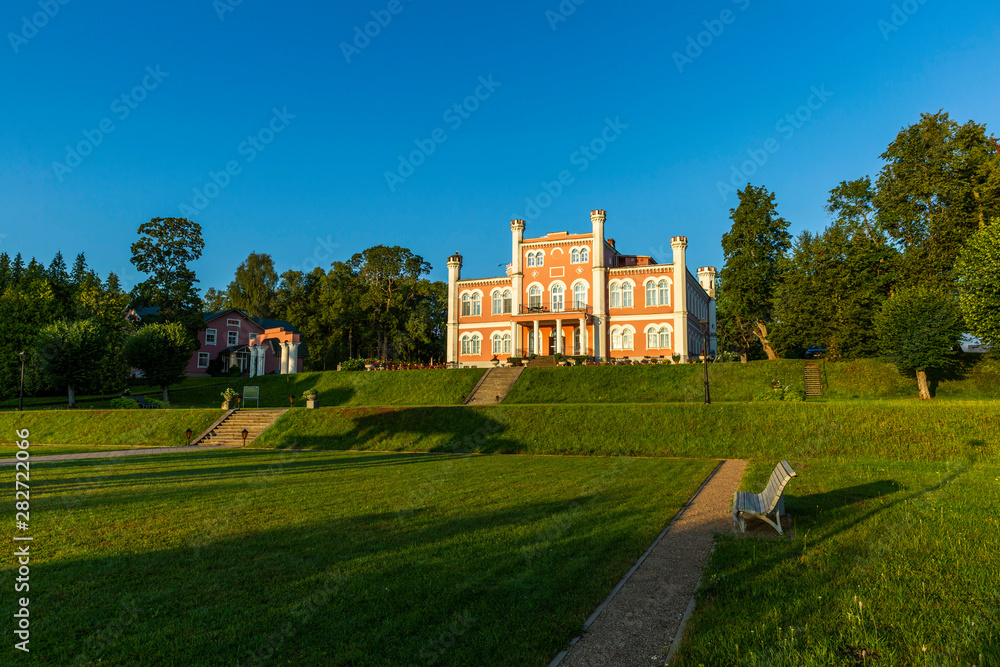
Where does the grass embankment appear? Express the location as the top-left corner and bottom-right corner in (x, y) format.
(254, 402), (999, 462)
(0, 410), (222, 447)
(0, 450), (715, 665)
(0, 368), (486, 411)
(673, 459), (1000, 666)
(505, 357), (1000, 403)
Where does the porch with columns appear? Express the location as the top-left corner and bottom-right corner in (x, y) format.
(510, 314), (591, 357)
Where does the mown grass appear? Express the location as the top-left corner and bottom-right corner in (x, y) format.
(0, 444), (172, 457)
(672, 458), (1000, 666)
(254, 402), (1000, 463)
(0, 410), (222, 446)
(505, 357), (1000, 404)
(0, 450), (715, 666)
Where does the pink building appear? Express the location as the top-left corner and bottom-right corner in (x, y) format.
(186, 309), (306, 378)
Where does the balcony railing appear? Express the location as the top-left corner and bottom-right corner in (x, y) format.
(518, 303), (591, 315)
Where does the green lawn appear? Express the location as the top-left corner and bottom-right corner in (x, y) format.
(254, 402), (1000, 462)
(0, 409), (223, 447)
(0, 450), (716, 666)
(0, 444), (179, 457)
(672, 458), (1000, 666)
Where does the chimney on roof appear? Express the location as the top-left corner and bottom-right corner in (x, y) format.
(607, 238), (616, 248)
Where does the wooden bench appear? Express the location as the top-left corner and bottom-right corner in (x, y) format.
(733, 460), (797, 535)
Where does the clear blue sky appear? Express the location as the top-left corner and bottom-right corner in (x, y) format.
(2, 0), (998, 290)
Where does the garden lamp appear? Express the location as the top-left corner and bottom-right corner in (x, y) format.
(289, 395), (295, 407)
(236, 396), (242, 411)
(185, 428), (193, 446)
(241, 428), (249, 446)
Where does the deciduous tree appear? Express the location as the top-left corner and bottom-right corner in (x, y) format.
(955, 220), (1000, 348)
(123, 322), (197, 403)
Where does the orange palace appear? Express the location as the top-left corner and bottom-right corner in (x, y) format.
(446, 210), (718, 367)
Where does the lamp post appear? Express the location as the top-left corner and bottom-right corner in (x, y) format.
(289, 395), (295, 408)
(241, 428), (249, 447)
(236, 396), (242, 411)
(699, 319), (711, 405)
(18, 351), (26, 412)
(186, 428), (193, 447)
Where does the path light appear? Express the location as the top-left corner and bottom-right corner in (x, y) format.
(18, 351), (26, 412)
(289, 395), (295, 407)
(236, 396), (242, 411)
(699, 318), (711, 405)
(241, 428), (249, 446)
(186, 428), (193, 446)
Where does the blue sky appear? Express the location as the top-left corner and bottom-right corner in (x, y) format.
(2, 0), (998, 290)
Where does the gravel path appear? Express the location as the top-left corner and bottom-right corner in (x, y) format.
(0, 445), (238, 466)
(556, 458), (748, 667)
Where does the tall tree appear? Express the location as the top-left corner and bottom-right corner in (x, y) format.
(124, 322), (197, 402)
(955, 220), (1000, 348)
(202, 287), (231, 312)
(874, 287), (964, 400)
(875, 111), (1000, 288)
(34, 320), (107, 407)
(226, 252), (278, 318)
(129, 217), (205, 335)
(718, 184), (792, 360)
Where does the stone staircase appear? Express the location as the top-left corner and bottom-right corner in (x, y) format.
(464, 367), (525, 405)
(528, 355), (559, 368)
(804, 361), (823, 397)
(192, 409), (288, 447)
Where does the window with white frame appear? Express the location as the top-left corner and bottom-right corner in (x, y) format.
(471, 293), (482, 316)
(580, 247), (589, 263)
(611, 328), (623, 350)
(492, 334), (503, 355)
(461, 334), (482, 356)
(659, 279), (670, 306)
(462, 293), (471, 316)
(571, 248), (581, 263)
(227, 318), (240, 327)
(622, 282), (634, 308)
(206, 329), (217, 345)
(527, 251), (543, 267)
(573, 283), (587, 309)
(503, 289), (512, 314)
(659, 327), (671, 349)
(551, 284), (564, 312)
(197, 352), (210, 368)
(492, 291), (502, 314)
(573, 327), (581, 355)
(502, 333), (512, 354)
(472, 334), (481, 355)
(647, 327), (658, 349)
(622, 327), (634, 349)
(645, 280), (657, 307)
(526, 253), (535, 268)
(610, 283), (621, 308)
(228, 331), (239, 346)
(529, 285), (542, 309)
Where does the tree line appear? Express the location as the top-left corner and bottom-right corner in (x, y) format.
(716, 111), (1000, 399)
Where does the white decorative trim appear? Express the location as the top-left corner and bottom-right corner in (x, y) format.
(607, 314), (679, 323)
(459, 321), (510, 330)
(456, 277), (511, 287)
(549, 266), (565, 278)
(609, 267), (674, 276)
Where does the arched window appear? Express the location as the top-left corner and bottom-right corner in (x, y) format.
(573, 283), (587, 309)
(526, 252), (535, 268)
(645, 280), (657, 307)
(461, 334), (471, 355)
(610, 283), (621, 308)
(622, 282), (634, 308)
(574, 327), (582, 355)
(535, 252), (544, 267)
(647, 327), (658, 349)
(551, 284), (564, 312)
(503, 290), (512, 314)
(492, 291), (502, 315)
(658, 279), (670, 306)
(473, 335), (482, 355)
(659, 327), (671, 349)
(580, 247), (589, 263)
(611, 328), (622, 350)
(492, 334), (502, 355)
(529, 285), (542, 309)
(471, 293), (482, 316)
(502, 333), (512, 355)
(571, 249), (581, 263)
(461, 294), (471, 317)
(622, 327), (633, 350)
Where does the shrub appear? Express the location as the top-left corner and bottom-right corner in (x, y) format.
(340, 358), (367, 372)
(144, 398), (168, 409)
(110, 397), (140, 410)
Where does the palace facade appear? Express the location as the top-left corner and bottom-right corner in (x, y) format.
(446, 210), (717, 367)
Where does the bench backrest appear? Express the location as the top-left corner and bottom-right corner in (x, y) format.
(243, 386), (260, 407)
(760, 460), (797, 514)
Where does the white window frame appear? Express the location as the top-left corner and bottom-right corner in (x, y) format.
(227, 331), (239, 346)
(622, 281), (634, 308)
(492, 334), (503, 355)
(571, 248), (581, 263)
(206, 329), (217, 345)
(471, 293), (482, 316)
(573, 282), (587, 310)
(462, 293), (471, 317)
(658, 279), (670, 306)
(502, 333), (512, 355)
(621, 326), (634, 350)
(660, 327), (671, 350)
(492, 291), (502, 315)
(611, 328), (622, 350)
(580, 247), (589, 263)
(551, 284), (564, 313)
(645, 280), (657, 307)
(610, 283), (621, 309)
(503, 290), (512, 314)
(528, 285), (542, 309)
(197, 352), (210, 368)
(227, 318), (240, 327)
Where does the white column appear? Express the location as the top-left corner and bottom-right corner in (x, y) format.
(446, 253), (463, 366)
(533, 320), (539, 356)
(580, 317), (587, 356)
(258, 346), (267, 376)
(510, 322), (518, 357)
(672, 236), (689, 362)
(248, 346), (258, 377)
(280, 341), (290, 375)
(288, 342), (300, 374)
(591, 210), (608, 360)
(556, 320), (563, 354)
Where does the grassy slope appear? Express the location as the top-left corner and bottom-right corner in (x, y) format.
(505, 357), (1000, 403)
(673, 459), (1000, 666)
(0, 450), (716, 666)
(253, 402), (1000, 462)
(0, 410), (223, 447)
